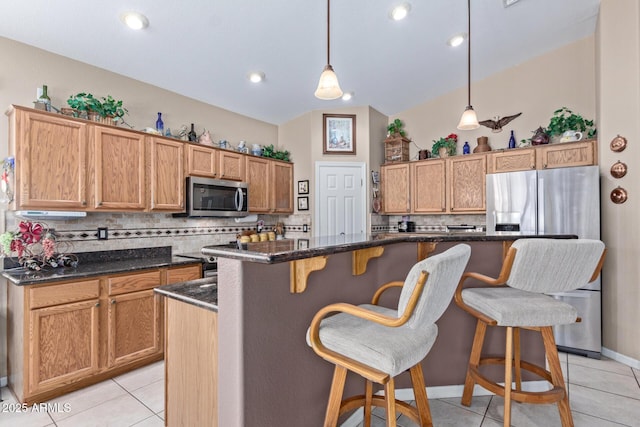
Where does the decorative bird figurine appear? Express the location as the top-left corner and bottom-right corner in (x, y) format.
(479, 112), (522, 133)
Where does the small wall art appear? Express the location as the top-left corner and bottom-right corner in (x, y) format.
(297, 196), (309, 211)
(323, 114), (356, 154)
(298, 180), (309, 194)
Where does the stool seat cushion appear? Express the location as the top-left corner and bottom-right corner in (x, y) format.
(310, 304), (438, 377)
(461, 287), (578, 327)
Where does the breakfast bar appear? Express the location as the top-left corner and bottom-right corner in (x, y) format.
(159, 233), (572, 427)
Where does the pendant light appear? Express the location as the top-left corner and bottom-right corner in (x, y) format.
(457, 0), (480, 130)
(315, 0), (343, 100)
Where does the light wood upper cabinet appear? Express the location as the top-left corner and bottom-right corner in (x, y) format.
(7, 106), (88, 209)
(186, 144), (218, 178)
(91, 126), (146, 211)
(488, 148), (536, 173)
(381, 163), (411, 214)
(245, 157), (293, 214)
(148, 137), (184, 212)
(219, 150), (245, 181)
(412, 160), (446, 213)
(246, 156), (270, 212)
(272, 161), (294, 213)
(448, 155), (486, 213)
(537, 140), (596, 169)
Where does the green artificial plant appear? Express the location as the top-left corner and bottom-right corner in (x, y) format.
(546, 107), (596, 138)
(386, 118), (406, 138)
(261, 144), (290, 162)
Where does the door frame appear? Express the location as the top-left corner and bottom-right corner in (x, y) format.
(314, 161), (368, 237)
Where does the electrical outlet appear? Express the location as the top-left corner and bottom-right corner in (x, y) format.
(303, 224), (308, 232)
(97, 227), (108, 240)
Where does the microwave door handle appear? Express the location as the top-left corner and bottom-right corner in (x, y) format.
(235, 188), (244, 211)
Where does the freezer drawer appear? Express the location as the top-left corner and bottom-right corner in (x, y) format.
(551, 290), (601, 358)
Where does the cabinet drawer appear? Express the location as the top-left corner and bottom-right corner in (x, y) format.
(29, 279), (100, 309)
(108, 270), (162, 296)
(167, 265), (202, 284)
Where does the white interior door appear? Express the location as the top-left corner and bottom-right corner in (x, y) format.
(315, 162), (366, 237)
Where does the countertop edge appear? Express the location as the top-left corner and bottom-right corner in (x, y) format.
(155, 278), (218, 312)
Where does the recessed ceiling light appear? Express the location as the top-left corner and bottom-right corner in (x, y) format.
(120, 12), (149, 30)
(390, 3), (411, 21)
(447, 33), (467, 47)
(341, 92), (353, 101)
(248, 72), (265, 83)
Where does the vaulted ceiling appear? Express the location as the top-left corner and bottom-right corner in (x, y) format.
(0, 0), (600, 124)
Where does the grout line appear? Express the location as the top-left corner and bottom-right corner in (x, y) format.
(571, 409), (630, 426)
(117, 378), (164, 420)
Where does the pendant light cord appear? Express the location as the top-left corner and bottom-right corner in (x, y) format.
(327, 0), (331, 65)
(467, 0), (471, 106)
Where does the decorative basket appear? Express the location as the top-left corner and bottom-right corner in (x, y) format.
(384, 136), (410, 163)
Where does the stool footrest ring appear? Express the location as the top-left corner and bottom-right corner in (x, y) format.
(339, 395), (421, 425)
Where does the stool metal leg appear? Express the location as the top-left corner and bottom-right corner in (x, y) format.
(409, 364), (433, 427)
(383, 378), (397, 427)
(364, 379), (373, 427)
(504, 326), (514, 427)
(541, 327), (574, 427)
(324, 365), (348, 427)
(462, 319), (487, 406)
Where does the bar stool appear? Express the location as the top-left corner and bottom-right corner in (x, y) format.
(454, 239), (606, 427)
(308, 244), (471, 427)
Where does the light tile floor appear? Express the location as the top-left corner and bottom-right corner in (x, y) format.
(0, 353), (639, 426)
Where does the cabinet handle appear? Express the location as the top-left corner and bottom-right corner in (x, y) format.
(531, 165), (535, 169)
(111, 299), (116, 304)
(82, 200), (87, 205)
(97, 201), (103, 206)
(543, 164), (547, 169)
(95, 302), (100, 307)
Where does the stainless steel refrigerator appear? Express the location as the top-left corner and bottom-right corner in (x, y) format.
(486, 165), (601, 358)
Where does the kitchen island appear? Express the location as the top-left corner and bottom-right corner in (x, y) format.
(174, 233), (573, 427)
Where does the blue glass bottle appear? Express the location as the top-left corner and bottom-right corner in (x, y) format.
(508, 130), (516, 149)
(463, 141), (470, 155)
(156, 112), (164, 135)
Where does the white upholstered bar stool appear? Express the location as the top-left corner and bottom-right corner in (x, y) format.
(308, 244), (471, 427)
(454, 238), (606, 427)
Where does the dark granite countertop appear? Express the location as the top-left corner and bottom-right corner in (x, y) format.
(155, 277), (218, 312)
(2, 246), (203, 286)
(200, 232), (576, 264)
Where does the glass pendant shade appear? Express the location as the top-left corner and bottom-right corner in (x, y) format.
(457, 105), (480, 130)
(314, 65), (343, 100)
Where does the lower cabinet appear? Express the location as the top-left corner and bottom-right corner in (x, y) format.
(7, 264), (201, 404)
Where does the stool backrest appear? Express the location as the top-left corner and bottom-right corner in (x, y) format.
(398, 244), (471, 328)
(507, 239), (605, 293)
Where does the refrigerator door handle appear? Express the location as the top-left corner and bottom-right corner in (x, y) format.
(537, 176), (544, 234)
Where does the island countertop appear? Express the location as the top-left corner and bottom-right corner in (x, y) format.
(200, 232), (576, 264)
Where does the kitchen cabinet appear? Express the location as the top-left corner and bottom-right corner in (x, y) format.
(91, 125), (146, 211)
(186, 143), (218, 178)
(381, 163), (411, 214)
(537, 140), (596, 169)
(488, 148), (536, 173)
(219, 150), (245, 181)
(448, 155), (486, 213)
(412, 160), (446, 213)
(148, 137), (184, 212)
(246, 157), (294, 213)
(7, 106), (88, 209)
(7, 264), (201, 404)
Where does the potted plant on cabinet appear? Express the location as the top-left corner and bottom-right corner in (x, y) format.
(546, 107), (596, 142)
(386, 118), (407, 139)
(99, 95), (128, 124)
(65, 92), (96, 119)
(432, 133), (458, 157)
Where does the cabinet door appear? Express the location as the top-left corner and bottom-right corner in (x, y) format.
(246, 156), (271, 213)
(219, 151), (245, 181)
(412, 160), (446, 213)
(167, 265), (202, 284)
(107, 289), (161, 368)
(381, 163), (410, 214)
(448, 155), (486, 213)
(186, 144), (218, 178)
(537, 140), (595, 169)
(92, 126), (146, 210)
(29, 299), (100, 394)
(149, 137), (184, 211)
(272, 161), (294, 213)
(488, 149), (536, 173)
(12, 108), (87, 209)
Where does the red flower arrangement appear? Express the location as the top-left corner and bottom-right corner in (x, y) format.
(431, 133), (458, 157)
(0, 220), (77, 270)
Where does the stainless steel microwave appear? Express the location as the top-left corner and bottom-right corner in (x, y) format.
(181, 177), (249, 217)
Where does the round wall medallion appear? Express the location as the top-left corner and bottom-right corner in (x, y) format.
(610, 187), (628, 204)
(610, 135), (628, 152)
(610, 161), (628, 178)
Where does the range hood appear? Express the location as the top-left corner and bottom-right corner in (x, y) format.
(15, 210), (87, 220)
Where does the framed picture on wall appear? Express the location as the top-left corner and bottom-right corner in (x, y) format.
(298, 180), (309, 194)
(323, 114), (356, 154)
(297, 196), (309, 211)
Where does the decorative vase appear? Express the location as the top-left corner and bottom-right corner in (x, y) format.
(38, 85), (51, 112)
(438, 147), (449, 158)
(473, 136), (492, 153)
(188, 123), (197, 142)
(156, 112), (164, 135)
